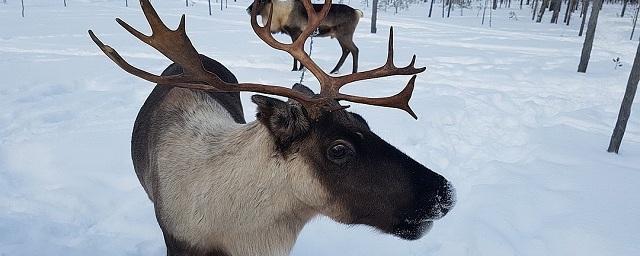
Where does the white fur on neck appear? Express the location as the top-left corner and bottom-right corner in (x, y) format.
(153, 92), (327, 255)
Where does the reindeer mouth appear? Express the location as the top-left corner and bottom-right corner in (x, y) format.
(391, 198), (454, 240)
(392, 219), (434, 240)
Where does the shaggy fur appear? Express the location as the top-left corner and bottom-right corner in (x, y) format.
(131, 55), (455, 255)
(246, 0), (362, 73)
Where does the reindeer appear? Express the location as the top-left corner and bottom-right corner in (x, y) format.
(88, 0), (455, 255)
(246, 0), (363, 74)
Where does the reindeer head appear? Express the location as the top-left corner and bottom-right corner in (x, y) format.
(89, 0), (455, 240)
(245, 0), (271, 17)
(253, 84), (455, 239)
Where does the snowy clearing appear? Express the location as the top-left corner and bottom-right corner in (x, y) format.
(1, 0), (639, 255)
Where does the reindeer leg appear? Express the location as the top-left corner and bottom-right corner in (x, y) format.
(289, 29), (304, 71)
(350, 42), (359, 73)
(330, 40), (350, 74)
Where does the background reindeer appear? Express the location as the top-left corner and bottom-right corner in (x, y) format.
(88, 0), (455, 255)
(246, 0), (363, 74)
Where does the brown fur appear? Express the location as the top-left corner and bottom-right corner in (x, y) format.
(132, 56), (455, 255)
(248, 0), (362, 74)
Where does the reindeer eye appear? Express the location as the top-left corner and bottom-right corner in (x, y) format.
(327, 140), (354, 164)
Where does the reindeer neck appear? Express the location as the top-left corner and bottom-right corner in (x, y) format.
(191, 122), (316, 255)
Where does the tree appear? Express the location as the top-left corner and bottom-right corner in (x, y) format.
(608, 39), (640, 153)
(532, 0), (539, 21)
(536, 0), (550, 23)
(493, 0), (497, 9)
(447, 0), (452, 17)
(631, 5), (640, 40)
(371, 0), (378, 33)
(483, 0), (489, 24)
(563, 0), (575, 24)
(209, 0), (212, 15)
(550, 0), (561, 23)
(577, 0), (603, 73)
(578, 0), (589, 36)
(428, 0), (435, 17)
(21, 0), (24, 17)
(443, 0), (446, 17)
(621, 0), (629, 17)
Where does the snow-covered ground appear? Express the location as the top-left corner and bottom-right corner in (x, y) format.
(1, 0), (640, 255)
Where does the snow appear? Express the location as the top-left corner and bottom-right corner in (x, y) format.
(1, 0), (640, 255)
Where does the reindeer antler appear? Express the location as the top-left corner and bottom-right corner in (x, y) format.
(89, 0), (425, 119)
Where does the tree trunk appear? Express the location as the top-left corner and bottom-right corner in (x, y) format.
(563, 0), (572, 23)
(631, 5), (640, 40)
(533, 0), (539, 21)
(537, 0), (550, 22)
(493, 0), (497, 10)
(622, 0), (628, 17)
(566, 0), (576, 25)
(21, 0), (24, 17)
(447, 0), (453, 17)
(429, 0), (435, 17)
(577, 0), (603, 73)
(550, 0), (561, 23)
(64, 0), (67, 7)
(578, 0), (589, 36)
(489, 4), (493, 27)
(520, 0), (524, 9)
(371, 0), (378, 33)
(443, 0), (446, 17)
(608, 39), (640, 153)
(483, 0), (488, 24)
(126, 0), (128, 7)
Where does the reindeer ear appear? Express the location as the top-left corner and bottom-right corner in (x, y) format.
(288, 83), (316, 105)
(252, 95), (311, 152)
(292, 83), (315, 96)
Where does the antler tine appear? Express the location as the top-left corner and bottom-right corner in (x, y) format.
(249, 0), (332, 87)
(248, 0), (422, 118)
(308, 26), (425, 119)
(250, 1), (291, 52)
(90, 0), (425, 119)
(336, 75), (418, 119)
(295, 0), (332, 48)
(119, 0), (202, 76)
(90, 0), (329, 116)
(139, 0), (171, 34)
(331, 27), (426, 90)
(89, 30), (182, 84)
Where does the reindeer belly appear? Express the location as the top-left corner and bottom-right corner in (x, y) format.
(315, 26), (335, 38)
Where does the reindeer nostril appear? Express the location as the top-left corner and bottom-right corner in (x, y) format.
(437, 181), (456, 215)
(426, 180), (456, 220)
